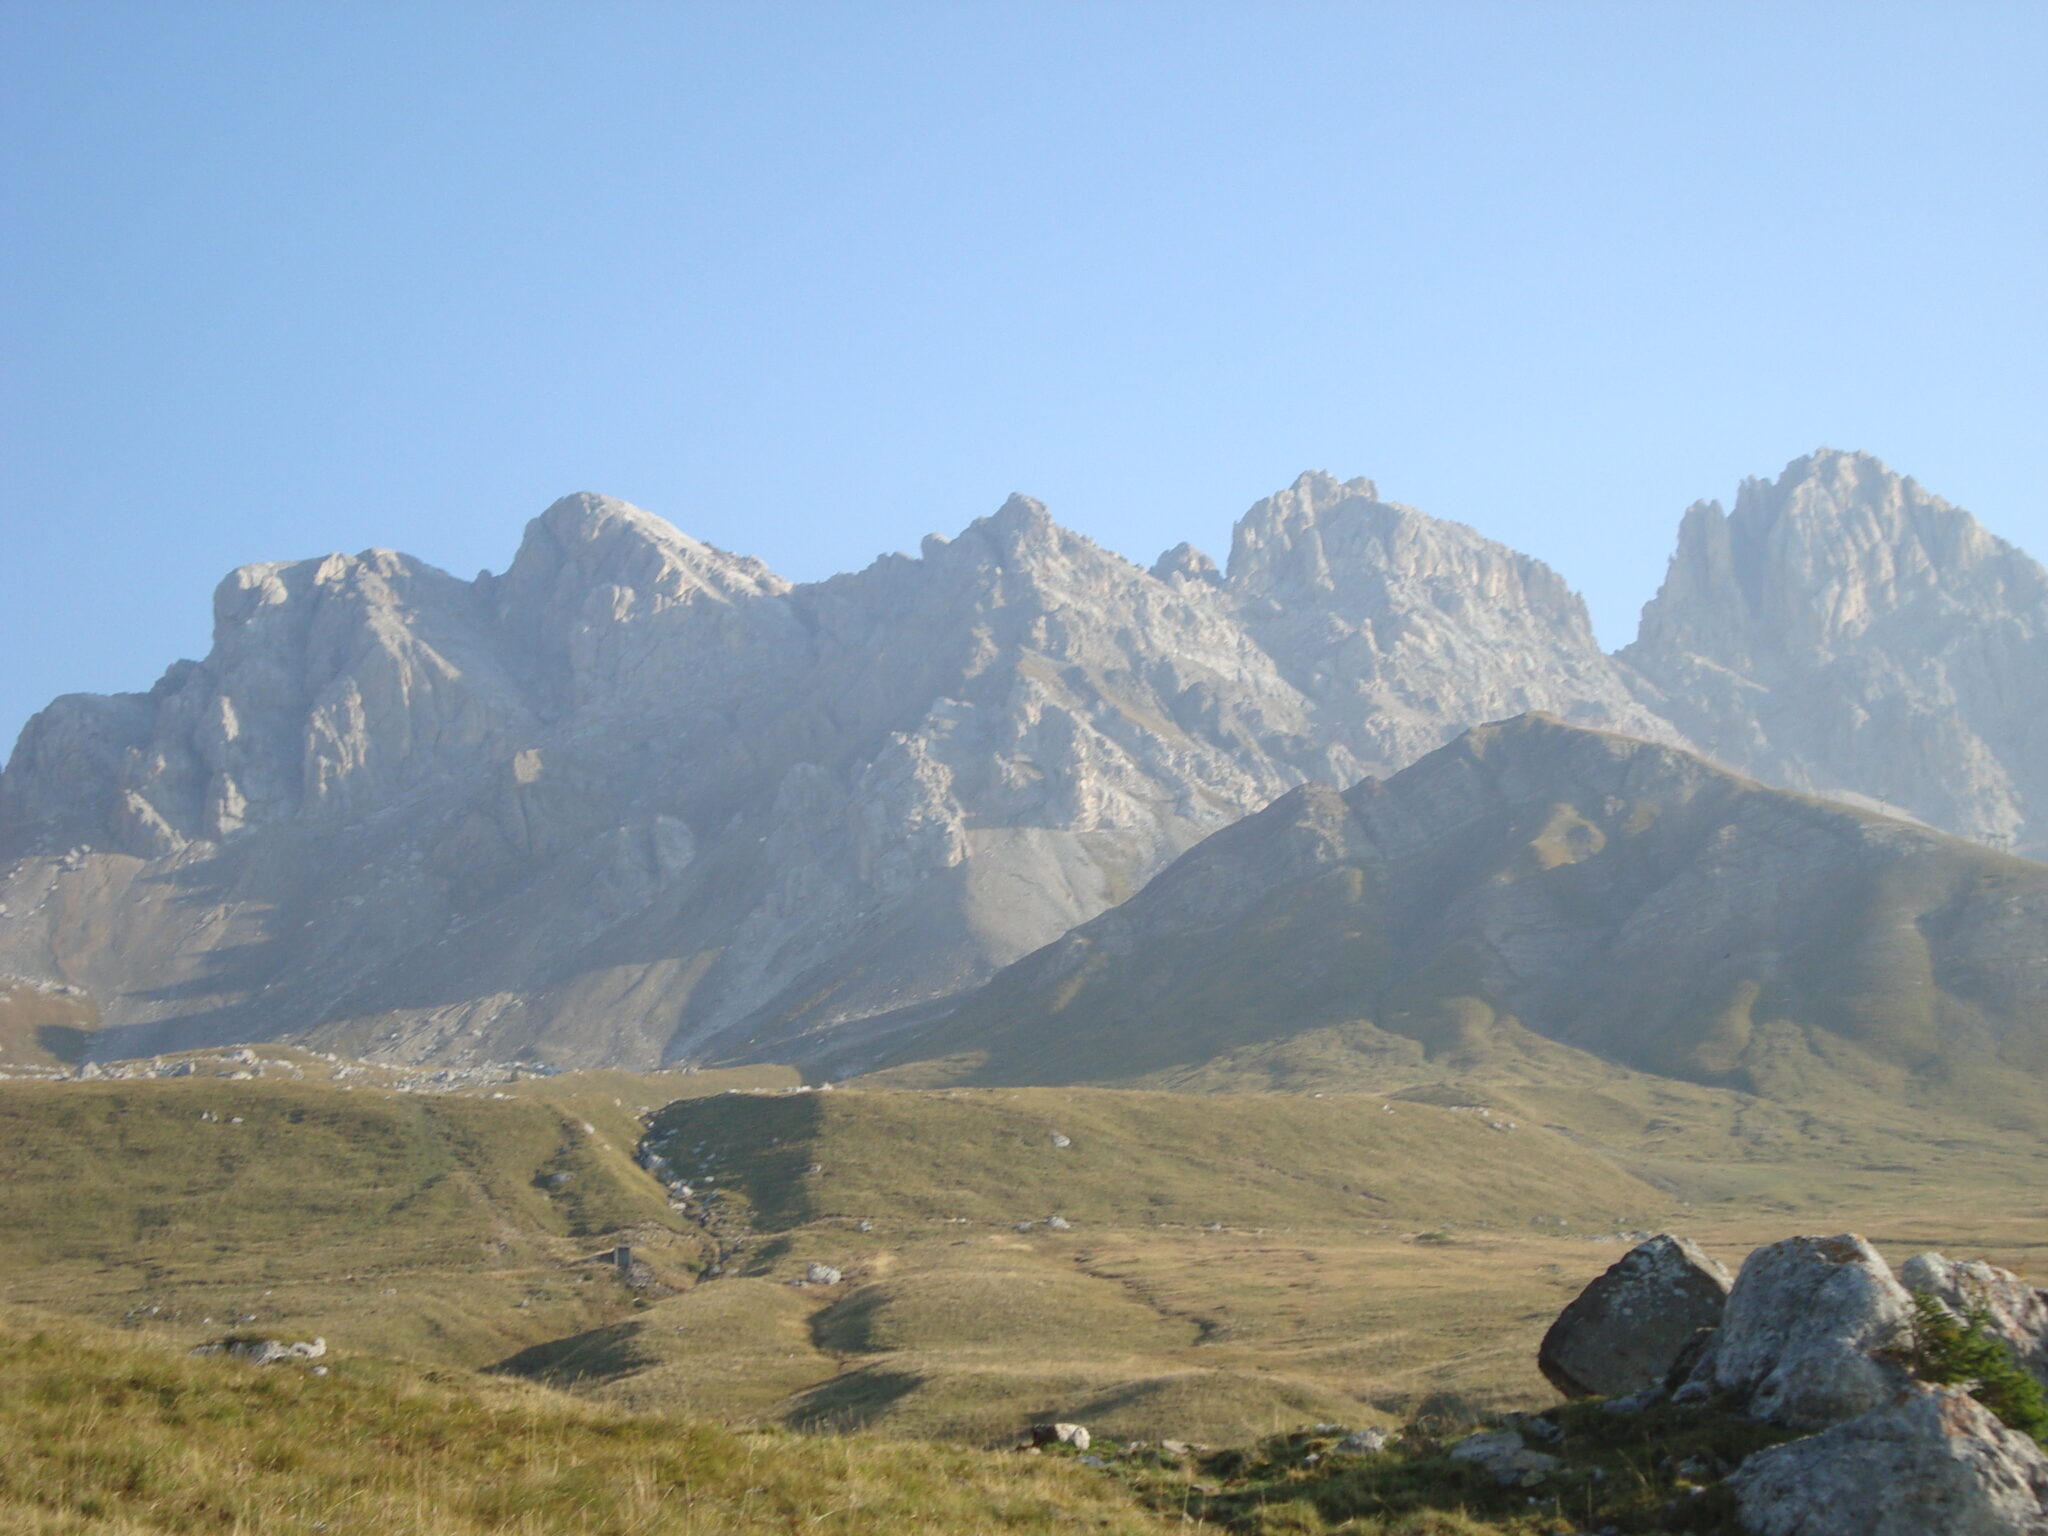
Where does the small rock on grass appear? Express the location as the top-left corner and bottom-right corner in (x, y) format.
(1447, 1428), (1560, 1487)
(1335, 1427), (1389, 1453)
(1030, 1422), (1091, 1451)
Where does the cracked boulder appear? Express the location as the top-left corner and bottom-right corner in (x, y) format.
(1677, 1232), (1914, 1429)
(1537, 1233), (1731, 1399)
(1728, 1384), (2048, 1536)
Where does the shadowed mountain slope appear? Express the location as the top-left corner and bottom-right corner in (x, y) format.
(865, 715), (2048, 1130)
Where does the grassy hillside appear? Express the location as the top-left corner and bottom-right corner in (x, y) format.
(0, 978), (96, 1070)
(0, 1309), (1174, 1536)
(6, 1069), (2044, 1451)
(859, 718), (2048, 1134)
(0, 1073), (704, 1368)
(641, 1083), (1670, 1232)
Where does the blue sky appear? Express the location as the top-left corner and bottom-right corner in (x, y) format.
(4, 2), (2043, 747)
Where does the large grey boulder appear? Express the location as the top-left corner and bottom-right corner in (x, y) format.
(1902, 1252), (2048, 1389)
(1728, 1385), (2048, 1536)
(1537, 1234), (1731, 1399)
(1682, 1233), (1914, 1429)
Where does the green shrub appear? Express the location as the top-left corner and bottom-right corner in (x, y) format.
(1908, 1290), (2048, 1444)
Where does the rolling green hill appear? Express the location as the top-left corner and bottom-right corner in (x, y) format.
(4, 1060), (2043, 1449)
(855, 715), (2048, 1131)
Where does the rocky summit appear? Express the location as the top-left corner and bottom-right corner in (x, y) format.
(0, 451), (2038, 1073)
(1624, 448), (2048, 856)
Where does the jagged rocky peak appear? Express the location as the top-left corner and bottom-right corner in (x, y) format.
(1150, 542), (1220, 586)
(493, 491), (788, 639)
(490, 492), (800, 715)
(3, 541), (524, 857)
(1624, 448), (2048, 853)
(1225, 470), (1380, 595)
(1635, 448), (2044, 664)
(1225, 468), (1605, 645)
(1218, 471), (1679, 773)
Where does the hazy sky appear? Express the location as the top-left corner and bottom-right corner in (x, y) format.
(4, 3), (2043, 748)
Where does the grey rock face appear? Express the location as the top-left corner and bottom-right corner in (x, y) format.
(1537, 1234), (1731, 1399)
(1685, 1233), (1914, 1430)
(1728, 1384), (2048, 1536)
(1624, 448), (2048, 855)
(1230, 473), (1680, 772)
(1902, 1252), (2048, 1389)
(0, 479), (1672, 1071)
(6, 453), (2042, 1075)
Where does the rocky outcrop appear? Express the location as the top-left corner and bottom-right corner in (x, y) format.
(1623, 449), (2048, 856)
(1445, 1427), (1560, 1487)
(1030, 1422), (1091, 1451)
(1537, 1234), (1730, 1398)
(1727, 1385), (2048, 1536)
(1548, 1235), (2048, 1534)
(1903, 1252), (2048, 1389)
(1677, 1233), (1914, 1429)
(191, 1336), (327, 1365)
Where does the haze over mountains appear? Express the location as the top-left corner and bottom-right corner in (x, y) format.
(1, 449), (2041, 1081)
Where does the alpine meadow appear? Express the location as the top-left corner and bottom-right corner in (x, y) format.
(6, 6), (2046, 1533)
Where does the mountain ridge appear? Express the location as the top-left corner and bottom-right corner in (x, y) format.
(1, 450), (2038, 1073)
(856, 712), (2048, 1130)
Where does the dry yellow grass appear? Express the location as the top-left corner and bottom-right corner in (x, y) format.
(5, 1068), (2044, 1455)
(0, 1310), (1176, 1536)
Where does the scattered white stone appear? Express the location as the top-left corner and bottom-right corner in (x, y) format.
(1031, 1423), (1091, 1451)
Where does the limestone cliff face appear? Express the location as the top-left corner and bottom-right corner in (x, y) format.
(6, 478), (1580, 1070)
(1227, 472), (1680, 770)
(1622, 450), (2048, 854)
(0, 453), (2036, 1072)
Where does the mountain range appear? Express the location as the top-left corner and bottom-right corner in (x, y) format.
(1, 448), (2041, 1090)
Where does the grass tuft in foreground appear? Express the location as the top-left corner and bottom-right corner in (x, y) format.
(0, 1312), (1173, 1535)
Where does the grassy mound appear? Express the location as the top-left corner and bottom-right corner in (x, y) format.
(643, 1084), (1671, 1233)
(0, 1075), (696, 1366)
